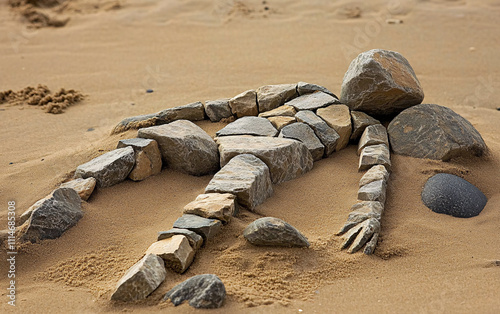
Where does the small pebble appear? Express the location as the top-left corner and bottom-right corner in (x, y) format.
(87, 127), (95, 132)
(496, 107), (500, 111)
(146, 89), (154, 93)
(9, 162), (13, 165)
(469, 47), (476, 52)
(41, 159), (44, 161)
(386, 18), (403, 24)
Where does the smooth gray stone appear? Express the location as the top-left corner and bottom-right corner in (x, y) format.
(285, 91), (339, 111)
(358, 124), (389, 155)
(422, 173), (487, 218)
(164, 274), (226, 309)
(358, 180), (387, 204)
(111, 113), (158, 134)
(156, 102), (205, 124)
(75, 147), (135, 188)
(256, 84), (298, 113)
(158, 228), (204, 250)
(297, 81), (338, 99)
(350, 111), (380, 141)
(295, 110), (340, 157)
(279, 122), (325, 161)
(388, 104), (488, 161)
(216, 116), (278, 137)
(20, 188), (82, 242)
(173, 214), (222, 241)
(243, 217), (310, 248)
(205, 99), (232, 122)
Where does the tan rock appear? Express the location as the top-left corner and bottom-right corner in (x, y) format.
(350, 111), (380, 141)
(256, 84), (298, 113)
(357, 124), (389, 155)
(267, 116), (296, 130)
(117, 138), (163, 181)
(359, 144), (391, 171)
(358, 180), (387, 204)
(229, 90), (258, 118)
(183, 193), (236, 223)
(359, 165), (389, 187)
(60, 177), (97, 201)
(258, 105), (297, 118)
(145, 235), (195, 274)
(316, 105), (352, 151)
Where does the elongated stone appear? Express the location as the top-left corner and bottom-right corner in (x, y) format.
(158, 228), (204, 250)
(297, 81), (338, 98)
(173, 214), (222, 241)
(285, 91), (339, 111)
(358, 144), (391, 171)
(357, 124), (389, 155)
(216, 116), (278, 137)
(258, 105), (297, 118)
(243, 217), (310, 247)
(111, 113), (158, 134)
(267, 116), (296, 130)
(145, 235), (195, 273)
(256, 84), (297, 113)
(316, 104), (352, 151)
(229, 90), (258, 118)
(295, 110), (340, 157)
(279, 122), (325, 161)
(156, 102), (205, 124)
(183, 193), (236, 223)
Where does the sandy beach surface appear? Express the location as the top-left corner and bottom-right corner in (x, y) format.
(1, 0), (499, 313)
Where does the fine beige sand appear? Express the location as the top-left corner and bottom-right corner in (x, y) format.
(1, 0), (499, 313)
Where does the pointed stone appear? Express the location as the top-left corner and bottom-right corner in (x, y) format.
(117, 138), (162, 181)
(279, 122), (325, 161)
(164, 274), (226, 309)
(145, 235), (195, 273)
(358, 124), (389, 155)
(350, 111), (380, 141)
(258, 105), (297, 118)
(316, 104), (352, 151)
(158, 228), (204, 250)
(59, 177), (96, 201)
(204, 99), (232, 122)
(358, 180), (387, 204)
(229, 90), (258, 118)
(358, 144), (391, 171)
(359, 165), (390, 187)
(267, 116), (296, 130)
(256, 84), (298, 113)
(156, 102), (205, 124)
(183, 193), (236, 223)
(295, 110), (340, 157)
(243, 217), (310, 248)
(297, 81), (338, 98)
(216, 116), (278, 137)
(173, 214), (222, 241)
(285, 91), (339, 111)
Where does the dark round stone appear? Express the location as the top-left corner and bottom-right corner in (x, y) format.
(421, 173), (487, 218)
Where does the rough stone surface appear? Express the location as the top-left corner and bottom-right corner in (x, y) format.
(158, 228), (203, 250)
(164, 274), (226, 309)
(145, 235), (195, 273)
(267, 116), (296, 130)
(117, 138), (162, 181)
(359, 144), (391, 171)
(216, 116), (278, 137)
(243, 217), (310, 247)
(295, 110), (340, 157)
(337, 201), (384, 235)
(279, 122), (325, 161)
(20, 188), (83, 242)
(388, 104), (488, 161)
(205, 154), (273, 211)
(156, 102), (205, 124)
(316, 104), (352, 151)
(256, 84), (298, 113)
(110, 254), (167, 301)
(340, 49), (424, 116)
(285, 91), (339, 111)
(358, 124), (389, 155)
(297, 81), (338, 98)
(258, 105), (297, 118)
(358, 180), (387, 204)
(138, 120), (219, 176)
(216, 136), (314, 184)
(183, 193), (236, 223)
(59, 177), (96, 201)
(229, 90), (258, 118)
(75, 147), (135, 188)
(422, 173), (488, 218)
(173, 214), (222, 241)
(359, 165), (389, 187)
(350, 111), (380, 141)
(111, 113), (158, 134)
(205, 99), (232, 122)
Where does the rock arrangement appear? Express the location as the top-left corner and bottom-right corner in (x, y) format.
(11, 49), (490, 308)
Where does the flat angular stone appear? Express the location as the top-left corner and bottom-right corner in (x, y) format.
(156, 102), (205, 124)
(205, 99), (232, 122)
(297, 81), (338, 98)
(145, 235), (195, 273)
(205, 154), (273, 211)
(295, 110), (340, 157)
(316, 104), (352, 151)
(173, 214), (222, 241)
(350, 111), (380, 141)
(111, 113), (158, 134)
(110, 254), (166, 301)
(388, 104), (488, 161)
(59, 177), (96, 201)
(258, 105), (297, 118)
(183, 193), (236, 223)
(117, 138), (162, 181)
(359, 165), (389, 187)
(257, 84), (298, 113)
(164, 274), (226, 309)
(216, 136), (314, 184)
(340, 49), (424, 116)
(158, 228), (204, 250)
(359, 144), (391, 171)
(267, 116), (296, 130)
(216, 116), (278, 137)
(229, 90), (258, 118)
(357, 124), (389, 155)
(138, 120), (219, 176)
(75, 147), (135, 188)
(285, 91), (339, 111)
(243, 217), (310, 247)
(358, 180), (387, 204)
(279, 122), (325, 161)
(20, 188), (82, 243)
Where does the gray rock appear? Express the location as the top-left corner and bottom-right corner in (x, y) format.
(295, 110), (340, 157)
(111, 254), (167, 301)
(258, 105), (297, 118)
(111, 113), (158, 134)
(337, 201), (384, 235)
(173, 214), (222, 241)
(388, 104), (488, 161)
(421, 173), (487, 218)
(340, 49), (424, 116)
(205, 154), (273, 211)
(279, 122), (325, 161)
(205, 99), (232, 122)
(117, 138), (162, 181)
(229, 90), (258, 118)
(158, 228), (204, 250)
(156, 102), (205, 124)
(350, 111), (380, 141)
(285, 91), (340, 111)
(297, 81), (338, 98)
(358, 144), (391, 171)
(359, 165), (389, 187)
(256, 84), (298, 113)
(164, 274), (226, 309)
(216, 116), (278, 137)
(243, 217), (310, 247)
(216, 136), (314, 184)
(358, 180), (387, 204)
(138, 120), (219, 176)
(20, 188), (82, 243)
(75, 147), (135, 188)
(316, 105), (352, 151)
(357, 124), (389, 155)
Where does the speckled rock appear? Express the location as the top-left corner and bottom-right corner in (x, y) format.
(295, 110), (340, 157)
(358, 144), (391, 171)
(183, 193), (236, 223)
(164, 274), (226, 309)
(258, 105), (297, 118)
(157, 228), (203, 250)
(145, 235), (195, 273)
(350, 111), (380, 141)
(297, 81), (338, 98)
(229, 90), (258, 118)
(205, 99), (232, 122)
(357, 124), (389, 155)
(216, 116), (278, 137)
(285, 91), (339, 111)
(243, 217), (310, 247)
(256, 84), (298, 113)
(279, 122), (325, 161)
(117, 138), (162, 181)
(156, 102), (205, 124)
(316, 105), (352, 151)
(173, 214), (222, 241)
(59, 177), (96, 201)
